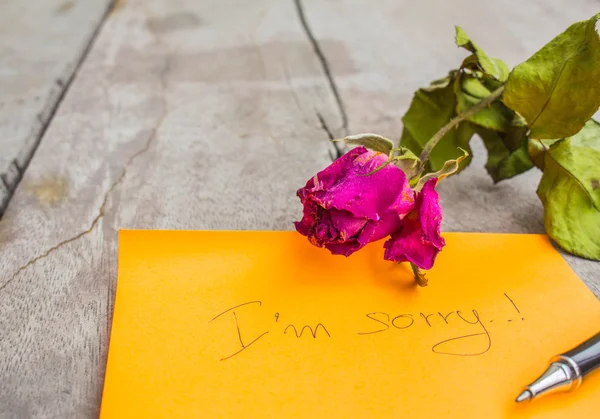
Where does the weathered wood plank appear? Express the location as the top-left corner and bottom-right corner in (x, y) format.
(0, 0), (340, 416)
(0, 0), (114, 216)
(1, 0), (599, 417)
(302, 0), (600, 296)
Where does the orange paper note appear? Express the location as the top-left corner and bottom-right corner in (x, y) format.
(101, 231), (600, 418)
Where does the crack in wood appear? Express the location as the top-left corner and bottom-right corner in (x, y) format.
(12, 159), (23, 174)
(0, 174), (10, 191)
(316, 111), (342, 161)
(0, 125), (160, 293)
(0, 54), (170, 294)
(316, 111), (335, 140)
(0, 0), (117, 220)
(0, 161), (23, 215)
(293, 0), (348, 160)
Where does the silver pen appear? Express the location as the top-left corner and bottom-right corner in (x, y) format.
(516, 331), (600, 402)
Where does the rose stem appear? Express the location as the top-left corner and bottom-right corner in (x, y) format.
(411, 262), (428, 287)
(416, 85), (505, 176)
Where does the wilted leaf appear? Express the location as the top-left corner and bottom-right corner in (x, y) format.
(414, 148), (469, 190)
(401, 82), (475, 172)
(335, 133), (395, 155)
(455, 26), (509, 82)
(391, 147), (420, 162)
(503, 14), (600, 139)
(364, 148), (421, 177)
(388, 147), (421, 179)
(455, 75), (511, 131)
(537, 120), (600, 260)
(478, 125), (534, 182)
(424, 70), (457, 92)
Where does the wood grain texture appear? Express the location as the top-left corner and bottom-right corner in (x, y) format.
(0, 0), (340, 416)
(301, 0), (600, 295)
(0, 0), (114, 216)
(0, 0), (599, 417)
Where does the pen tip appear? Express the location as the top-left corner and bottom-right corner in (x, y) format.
(516, 390), (532, 403)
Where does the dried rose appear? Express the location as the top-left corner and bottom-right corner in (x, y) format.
(294, 146), (414, 257)
(384, 179), (445, 269)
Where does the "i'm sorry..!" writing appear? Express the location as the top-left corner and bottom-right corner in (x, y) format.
(209, 293), (523, 360)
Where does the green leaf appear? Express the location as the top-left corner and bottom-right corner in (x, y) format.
(461, 76), (491, 98)
(455, 75), (511, 132)
(414, 148), (469, 191)
(335, 133), (395, 155)
(477, 125), (534, 183)
(527, 138), (560, 170)
(503, 14), (600, 139)
(455, 26), (509, 82)
(401, 82), (475, 173)
(537, 120), (600, 260)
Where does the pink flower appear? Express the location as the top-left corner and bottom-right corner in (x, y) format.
(383, 179), (445, 269)
(295, 147), (415, 256)
(295, 148), (446, 270)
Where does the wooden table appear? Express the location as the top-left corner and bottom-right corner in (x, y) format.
(1, 0), (599, 416)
